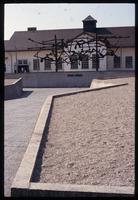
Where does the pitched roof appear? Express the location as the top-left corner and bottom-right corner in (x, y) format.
(104, 26), (135, 47)
(82, 15), (97, 22)
(5, 28), (83, 51)
(5, 26), (135, 51)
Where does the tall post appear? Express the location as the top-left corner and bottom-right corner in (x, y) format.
(55, 35), (58, 72)
(15, 45), (17, 73)
(95, 28), (99, 72)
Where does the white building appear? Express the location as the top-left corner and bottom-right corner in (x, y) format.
(4, 15), (135, 73)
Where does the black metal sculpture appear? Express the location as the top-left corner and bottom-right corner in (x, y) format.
(28, 33), (129, 72)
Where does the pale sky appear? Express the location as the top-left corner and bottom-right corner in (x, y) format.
(4, 3), (135, 40)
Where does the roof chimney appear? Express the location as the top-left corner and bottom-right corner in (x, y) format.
(82, 15), (97, 33)
(27, 27), (37, 31)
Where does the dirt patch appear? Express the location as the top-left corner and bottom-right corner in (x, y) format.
(36, 77), (135, 187)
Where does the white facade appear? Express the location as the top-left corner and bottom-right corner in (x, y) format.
(5, 32), (135, 73)
(107, 48), (135, 70)
(5, 48), (135, 73)
(5, 33), (107, 73)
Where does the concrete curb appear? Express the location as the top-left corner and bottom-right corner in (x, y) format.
(11, 82), (134, 197)
(52, 83), (128, 98)
(29, 183), (134, 197)
(90, 78), (118, 88)
(11, 95), (53, 194)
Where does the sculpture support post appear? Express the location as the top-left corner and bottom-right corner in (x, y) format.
(95, 29), (99, 72)
(55, 35), (58, 72)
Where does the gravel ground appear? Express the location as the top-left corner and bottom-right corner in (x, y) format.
(39, 77), (135, 187)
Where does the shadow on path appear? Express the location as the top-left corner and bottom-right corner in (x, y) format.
(31, 100), (54, 182)
(5, 90), (33, 101)
(21, 90), (33, 98)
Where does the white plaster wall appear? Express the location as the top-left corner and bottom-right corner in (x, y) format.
(5, 52), (13, 73)
(6, 47), (134, 73)
(6, 49), (107, 72)
(106, 55), (113, 70)
(99, 57), (107, 71)
(5, 32), (108, 73)
(35, 50), (56, 72)
(5, 50), (57, 73)
(107, 48), (135, 70)
(14, 51), (32, 71)
(5, 51), (36, 73)
(16, 51), (43, 72)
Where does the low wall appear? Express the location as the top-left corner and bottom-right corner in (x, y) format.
(5, 78), (23, 100)
(5, 72), (95, 88)
(5, 71), (134, 88)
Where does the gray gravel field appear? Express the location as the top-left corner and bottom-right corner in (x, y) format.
(39, 77), (135, 187)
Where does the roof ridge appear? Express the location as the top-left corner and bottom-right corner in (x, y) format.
(13, 27), (83, 33)
(83, 15), (97, 21)
(98, 26), (134, 28)
(13, 26), (134, 33)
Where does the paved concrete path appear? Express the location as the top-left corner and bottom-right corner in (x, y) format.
(4, 87), (86, 197)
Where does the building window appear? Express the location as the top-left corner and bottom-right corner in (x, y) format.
(81, 54), (89, 69)
(44, 59), (51, 70)
(125, 56), (133, 68)
(33, 59), (40, 71)
(92, 54), (99, 69)
(70, 54), (78, 69)
(18, 59), (28, 65)
(114, 55), (121, 68)
(57, 58), (62, 70)
(23, 59), (28, 65)
(18, 60), (22, 65)
(17, 59), (29, 73)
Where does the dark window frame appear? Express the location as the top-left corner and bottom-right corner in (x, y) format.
(18, 60), (22, 65)
(92, 54), (99, 69)
(44, 59), (51, 70)
(125, 56), (133, 68)
(57, 58), (62, 70)
(81, 54), (89, 69)
(18, 59), (28, 65)
(33, 59), (40, 71)
(114, 55), (121, 68)
(70, 54), (78, 69)
(23, 59), (28, 65)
